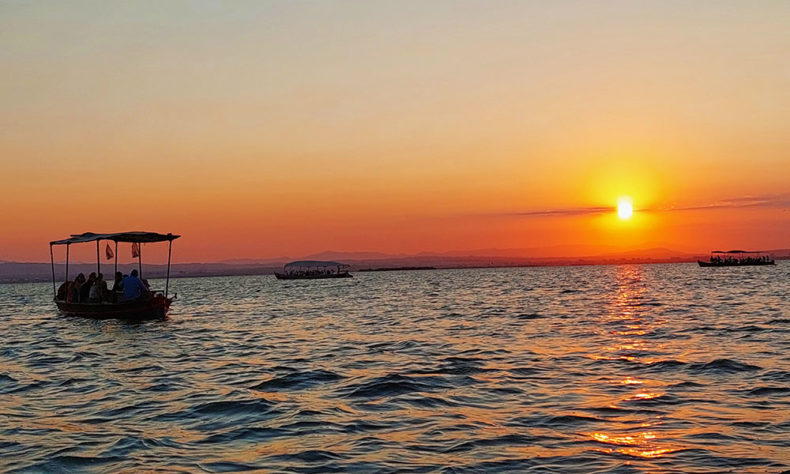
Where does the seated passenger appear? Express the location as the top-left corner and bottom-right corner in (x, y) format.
(57, 281), (69, 301)
(110, 271), (123, 303)
(67, 282), (77, 302)
(89, 273), (108, 302)
(111, 272), (123, 292)
(68, 273), (85, 303)
(121, 269), (149, 301)
(80, 272), (96, 303)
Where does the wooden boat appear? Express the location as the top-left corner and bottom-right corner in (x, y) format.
(55, 294), (171, 320)
(274, 272), (352, 280)
(49, 231), (180, 320)
(698, 250), (775, 267)
(275, 260), (352, 280)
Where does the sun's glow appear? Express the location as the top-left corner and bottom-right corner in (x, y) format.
(617, 198), (633, 220)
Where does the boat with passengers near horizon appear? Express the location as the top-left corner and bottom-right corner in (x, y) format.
(49, 231), (180, 320)
(275, 260), (352, 280)
(698, 250), (775, 267)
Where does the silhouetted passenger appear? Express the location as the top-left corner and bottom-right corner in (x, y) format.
(121, 269), (149, 301)
(111, 271), (123, 292)
(68, 273), (85, 303)
(110, 271), (123, 302)
(90, 273), (107, 302)
(80, 272), (96, 302)
(57, 281), (69, 301)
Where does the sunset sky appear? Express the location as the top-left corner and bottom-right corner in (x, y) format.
(1, 1), (788, 262)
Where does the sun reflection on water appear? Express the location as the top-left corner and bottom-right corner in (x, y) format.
(619, 377), (644, 385)
(583, 265), (685, 461)
(587, 427), (680, 458)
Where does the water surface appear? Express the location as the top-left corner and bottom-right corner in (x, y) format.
(1, 263), (789, 472)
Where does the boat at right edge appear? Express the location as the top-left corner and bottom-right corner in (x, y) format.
(698, 250), (775, 267)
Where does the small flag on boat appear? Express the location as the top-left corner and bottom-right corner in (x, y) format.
(105, 243), (114, 260)
(131, 242), (140, 258)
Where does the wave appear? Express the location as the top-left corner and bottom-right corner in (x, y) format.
(198, 461), (268, 471)
(433, 356), (496, 375)
(335, 373), (450, 399)
(688, 359), (762, 373)
(507, 414), (606, 428)
(668, 381), (705, 388)
(640, 358), (763, 374)
(444, 434), (546, 453)
(641, 359), (688, 371)
(152, 397), (280, 431)
(0, 374), (17, 383)
(198, 426), (287, 444)
(763, 370), (790, 383)
(190, 398), (276, 417)
(515, 313), (544, 319)
(745, 386), (790, 396)
(249, 369), (344, 391)
(22, 455), (127, 472)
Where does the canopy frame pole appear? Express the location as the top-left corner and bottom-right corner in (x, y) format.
(96, 240), (101, 276)
(114, 241), (118, 276)
(49, 244), (56, 298)
(138, 243), (142, 279)
(65, 243), (70, 282)
(165, 240), (173, 298)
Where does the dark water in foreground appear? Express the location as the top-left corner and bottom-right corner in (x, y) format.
(1, 263), (789, 472)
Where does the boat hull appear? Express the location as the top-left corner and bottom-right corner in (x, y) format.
(698, 260), (775, 267)
(55, 295), (172, 320)
(274, 272), (352, 280)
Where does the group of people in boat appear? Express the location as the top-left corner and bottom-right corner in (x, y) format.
(709, 255), (772, 264)
(56, 269), (151, 303)
(283, 269), (346, 277)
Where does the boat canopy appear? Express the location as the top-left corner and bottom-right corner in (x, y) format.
(284, 260), (349, 269)
(50, 231), (180, 246)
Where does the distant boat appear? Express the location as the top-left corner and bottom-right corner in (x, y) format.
(275, 260), (352, 280)
(698, 250), (775, 267)
(49, 231), (180, 320)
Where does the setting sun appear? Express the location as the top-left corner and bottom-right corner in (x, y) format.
(618, 198), (634, 220)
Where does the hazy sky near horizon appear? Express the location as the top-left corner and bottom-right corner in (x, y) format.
(1, 1), (788, 262)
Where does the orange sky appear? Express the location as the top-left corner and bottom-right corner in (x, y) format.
(1, 2), (788, 262)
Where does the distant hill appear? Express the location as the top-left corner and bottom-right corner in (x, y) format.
(220, 257), (289, 265)
(418, 244), (622, 258)
(302, 250), (408, 260)
(597, 247), (694, 259)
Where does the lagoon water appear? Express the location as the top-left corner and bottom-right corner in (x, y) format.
(1, 263), (789, 472)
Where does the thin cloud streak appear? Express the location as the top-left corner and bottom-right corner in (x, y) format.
(513, 206), (614, 217)
(506, 194), (790, 218)
(649, 194), (790, 213)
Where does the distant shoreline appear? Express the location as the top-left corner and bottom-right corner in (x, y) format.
(358, 266), (437, 272)
(2, 257), (785, 285)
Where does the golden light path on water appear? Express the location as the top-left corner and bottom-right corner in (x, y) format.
(582, 265), (682, 460)
(0, 263), (788, 471)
